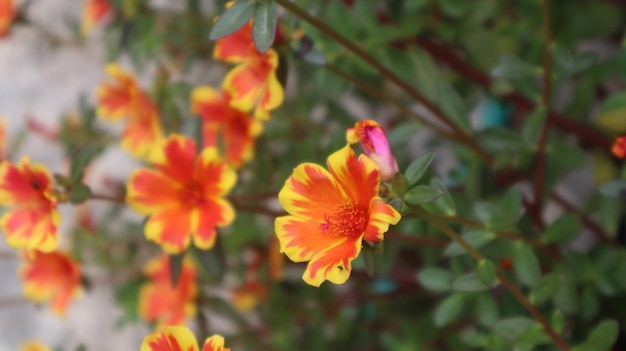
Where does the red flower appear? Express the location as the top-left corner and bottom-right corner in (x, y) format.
(126, 134), (236, 254)
(19, 251), (82, 316)
(275, 145), (401, 286)
(141, 326), (230, 351)
(139, 255), (198, 327)
(214, 22), (284, 120)
(0, 0), (15, 37)
(0, 157), (60, 252)
(612, 136), (626, 159)
(191, 86), (263, 168)
(81, 0), (112, 35)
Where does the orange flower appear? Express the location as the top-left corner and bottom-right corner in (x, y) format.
(0, 157), (60, 252)
(96, 64), (164, 161)
(347, 120), (399, 182)
(191, 86), (263, 168)
(0, 0), (15, 37)
(275, 145), (401, 287)
(81, 0), (112, 35)
(126, 134), (236, 254)
(232, 281), (267, 312)
(19, 251), (82, 316)
(612, 136), (626, 159)
(141, 326), (230, 351)
(20, 340), (52, 351)
(139, 255), (198, 326)
(214, 22), (283, 120)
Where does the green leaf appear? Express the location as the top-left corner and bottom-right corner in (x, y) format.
(599, 180), (626, 199)
(580, 286), (599, 321)
(512, 241), (541, 287)
(412, 49), (440, 101)
(553, 271), (579, 314)
(404, 151), (435, 187)
(543, 214), (580, 244)
(474, 292), (499, 327)
(551, 42), (574, 69)
(69, 184), (92, 204)
(252, 0), (277, 53)
(434, 293), (465, 327)
(420, 178), (457, 215)
(438, 82), (471, 132)
(522, 107), (547, 145)
(572, 52), (597, 73)
(444, 230), (496, 257)
(551, 310), (564, 333)
(514, 324), (551, 351)
(529, 273), (561, 305)
(476, 259), (497, 287)
(494, 317), (535, 340)
(390, 173), (408, 196)
(417, 268), (453, 292)
(209, 0), (257, 40)
(586, 320), (619, 350)
(169, 252), (185, 287)
(404, 185), (443, 205)
(192, 238), (225, 282)
(491, 55), (539, 80)
(70, 144), (99, 182)
(451, 272), (490, 292)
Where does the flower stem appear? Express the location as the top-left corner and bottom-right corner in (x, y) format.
(413, 206), (570, 351)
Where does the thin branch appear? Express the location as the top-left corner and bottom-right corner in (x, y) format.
(413, 207), (570, 351)
(275, 0), (493, 165)
(386, 232), (447, 248)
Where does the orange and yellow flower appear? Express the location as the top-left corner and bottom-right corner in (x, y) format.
(612, 136), (626, 159)
(214, 22), (283, 120)
(127, 134), (236, 254)
(81, 0), (112, 35)
(0, 0), (15, 37)
(141, 326), (230, 351)
(20, 340), (52, 351)
(275, 145), (401, 287)
(347, 120), (399, 182)
(0, 157), (60, 252)
(96, 64), (164, 161)
(191, 86), (263, 168)
(139, 255), (198, 327)
(19, 251), (82, 317)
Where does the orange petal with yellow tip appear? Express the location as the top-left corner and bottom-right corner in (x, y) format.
(96, 64), (144, 121)
(141, 326), (200, 351)
(202, 335), (230, 351)
(213, 22), (260, 63)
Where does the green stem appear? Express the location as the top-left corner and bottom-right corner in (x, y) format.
(413, 207), (570, 351)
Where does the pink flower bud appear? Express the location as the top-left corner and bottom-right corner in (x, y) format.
(347, 120), (399, 181)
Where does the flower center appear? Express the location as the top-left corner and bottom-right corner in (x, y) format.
(320, 200), (367, 237)
(179, 182), (205, 207)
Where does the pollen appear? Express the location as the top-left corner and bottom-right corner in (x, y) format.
(321, 200), (367, 237)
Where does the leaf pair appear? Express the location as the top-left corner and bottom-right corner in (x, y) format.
(210, 0), (277, 53)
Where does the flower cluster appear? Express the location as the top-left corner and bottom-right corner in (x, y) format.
(81, 0), (112, 35)
(141, 326), (230, 351)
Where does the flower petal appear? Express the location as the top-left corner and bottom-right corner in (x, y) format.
(154, 135), (197, 184)
(96, 64), (142, 120)
(202, 335), (230, 351)
(0, 157), (54, 206)
(213, 22), (260, 63)
(141, 326), (200, 351)
(126, 169), (180, 215)
(20, 340), (53, 351)
(192, 199), (235, 250)
(303, 234), (362, 287)
(120, 105), (165, 162)
(327, 145), (380, 207)
(2, 206), (60, 252)
(277, 163), (345, 222)
(145, 205), (193, 254)
(363, 198), (402, 242)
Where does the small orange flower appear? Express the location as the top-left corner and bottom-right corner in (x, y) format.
(81, 0), (112, 35)
(0, 0), (15, 37)
(232, 281), (267, 312)
(127, 134), (236, 254)
(19, 251), (82, 316)
(141, 326), (230, 351)
(214, 22), (284, 120)
(191, 86), (263, 168)
(612, 136), (626, 159)
(347, 120), (399, 182)
(96, 64), (164, 161)
(20, 340), (52, 351)
(139, 255), (198, 327)
(0, 157), (60, 252)
(275, 145), (401, 287)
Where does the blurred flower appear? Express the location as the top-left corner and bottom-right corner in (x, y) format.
(347, 120), (399, 182)
(612, 136), (626, 159)
(19, 340), (52, 351)
(0, 0), (14, 37)
(268, 234), (283, 281)
(232, 281), (267, 312)
(214, 22), (284, 120)
(191, 86), (263, 168)
(139, 255), (198, 327)
(127, 134), (236, 254)
(0, 157), (60, 252)
(19, 251), (82, 317)
(275, 145), (401, 287)
(141, 326), (230, 351)
(81, 0), (112, 35)
(96, 64), (164, 161)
